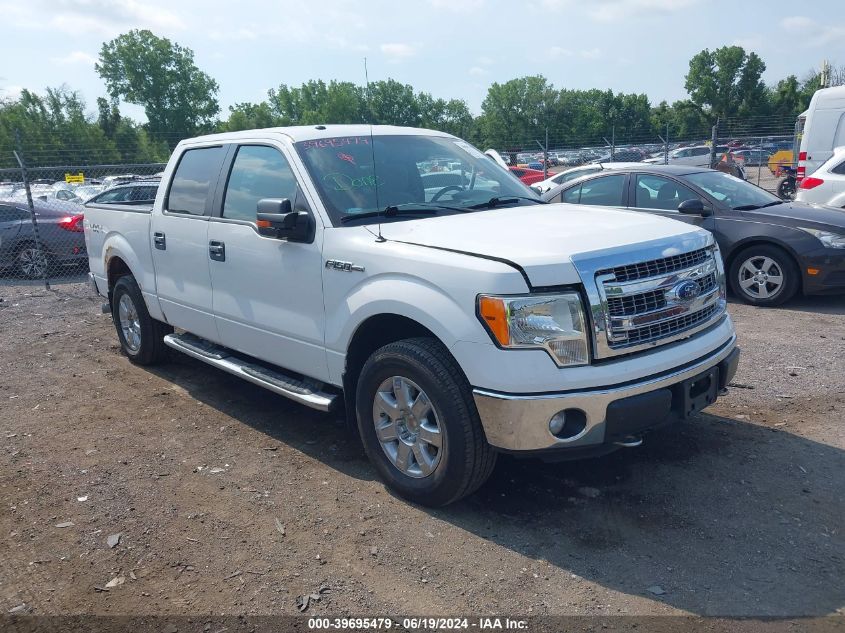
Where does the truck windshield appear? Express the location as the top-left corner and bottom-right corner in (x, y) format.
(294, 134), (542, 225)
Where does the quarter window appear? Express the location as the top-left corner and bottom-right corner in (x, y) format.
(832, 160), (845, 176)
(223, 146), (299, 222)
(633, 175), (701, 211)
(167, 146), (225, 215)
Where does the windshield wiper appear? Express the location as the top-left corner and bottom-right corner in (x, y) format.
(339, 203), (463, 224)
(733, 200), (783, 211)
(465, 195), (547, 210)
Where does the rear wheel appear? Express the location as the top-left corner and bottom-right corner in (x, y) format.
(111, 275), (172, 365)
(15, 244), (49, 279)
(777, 177), (796, 201)
(729, 245), (799, 306)
(355, 337), (496, 506)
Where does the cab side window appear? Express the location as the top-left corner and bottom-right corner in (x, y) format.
(223, 146), (299, 222)
(167, 146), (225, 215)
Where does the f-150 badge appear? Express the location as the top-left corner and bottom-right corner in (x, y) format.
(325, 259), (365, 272)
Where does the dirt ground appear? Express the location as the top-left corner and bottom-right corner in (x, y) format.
(1, 281), (843, 618)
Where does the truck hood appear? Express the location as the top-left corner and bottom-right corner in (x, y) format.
(378, 203), (707, 287)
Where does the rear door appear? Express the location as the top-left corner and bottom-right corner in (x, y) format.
(150, 145), (227, 342)
(207, 142), (328, 380)
(0, 204), (25, 263)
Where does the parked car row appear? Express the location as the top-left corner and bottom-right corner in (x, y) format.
(0, 175), (163, 279)
(540, 164), (845, 306)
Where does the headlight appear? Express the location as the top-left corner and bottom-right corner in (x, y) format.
(799, 227), (845, 249)
(477, 292), (589, 366)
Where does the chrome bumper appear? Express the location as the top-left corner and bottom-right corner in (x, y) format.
(473, 335), (737, 452)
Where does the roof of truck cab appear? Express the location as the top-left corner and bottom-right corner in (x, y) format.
(181, 125), (454, 145)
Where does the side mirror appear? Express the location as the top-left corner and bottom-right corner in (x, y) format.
(256, 198), (313, 242)
(678, 198), (712, 217)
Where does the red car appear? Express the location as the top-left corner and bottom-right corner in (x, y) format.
(509, 166), (546, 186)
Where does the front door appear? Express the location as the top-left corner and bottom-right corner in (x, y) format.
(150, 145), (226, 342)
(207, 143), (328, 382)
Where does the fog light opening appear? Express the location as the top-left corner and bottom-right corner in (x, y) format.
(549, 409), (587, 440)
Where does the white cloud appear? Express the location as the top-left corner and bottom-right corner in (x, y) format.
(780, 15), (845, 45)
(429, 0), (484, 12)
(468, 66), (489, 76)
(0, 85), (25, 100)
(477, 55), (495, 66)
(0, 0), (184, 36)
(547, 46), (602, 60)
(208, 27), (258, 42)
(537, 0), (698, 21)
(732, 35), (763, 51)
(380, 42), (417, 61)
(52, 51), (97, 65)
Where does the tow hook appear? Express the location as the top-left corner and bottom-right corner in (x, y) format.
(614, 436), (643, 448)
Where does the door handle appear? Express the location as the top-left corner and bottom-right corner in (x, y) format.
(153, 232), (166, 250)
(209, 240), (225, 262)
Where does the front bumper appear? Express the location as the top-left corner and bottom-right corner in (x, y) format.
(473, 336), (739, 452)
(801, 248), (845, 295)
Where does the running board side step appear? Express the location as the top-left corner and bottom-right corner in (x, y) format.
(163, 333), (338, 412)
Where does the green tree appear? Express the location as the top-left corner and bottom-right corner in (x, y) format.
(96, 29), (220, 145)
(478, 76), (558, 148)
(223, 101), (279, 131)
(366, 79), (421, 126)
(684, 46), (767, 120)
(0, 86), (120, 167)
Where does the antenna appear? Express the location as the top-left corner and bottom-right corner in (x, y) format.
(364, 57), (385, 242)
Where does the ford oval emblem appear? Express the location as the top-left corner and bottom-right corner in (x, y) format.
(673, 280), (701, 302)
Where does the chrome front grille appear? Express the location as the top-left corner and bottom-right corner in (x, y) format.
(623, 302), (722, 346)
(605, 248), (710, 282)
(591, 245), (726, 357)
(606, 272), (717, 317)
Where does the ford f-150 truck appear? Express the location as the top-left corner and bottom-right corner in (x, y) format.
(85, 125), (739, 506)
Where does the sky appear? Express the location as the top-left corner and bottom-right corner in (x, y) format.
(1, 0), (844, 122)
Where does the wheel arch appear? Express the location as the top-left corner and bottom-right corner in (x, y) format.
(724, 238), (804, 296)
(724, 238), (803, 284)
(341, 313), (457, 435)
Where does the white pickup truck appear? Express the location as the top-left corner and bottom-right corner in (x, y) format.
(85, 125), (739, 506)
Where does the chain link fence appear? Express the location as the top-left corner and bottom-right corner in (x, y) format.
(488, 115), (798, 195)
(1, 114), (800, 287)
(0, 147), (165, 287)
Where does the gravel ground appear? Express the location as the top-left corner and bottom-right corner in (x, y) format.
(1, 280), (843, 618)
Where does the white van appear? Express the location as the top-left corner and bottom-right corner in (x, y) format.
(798, 85), (845, 181)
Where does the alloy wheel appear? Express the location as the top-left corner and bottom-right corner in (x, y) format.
(372, 376), (443, 478)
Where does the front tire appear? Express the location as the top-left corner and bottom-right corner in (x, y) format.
(729, 245), (799, 306)
(111, 275), (172, 365)
(355, 338), (496, 506)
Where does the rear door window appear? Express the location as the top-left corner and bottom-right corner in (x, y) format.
(577, 174), (627, 206)
(166, 146), (226, 215)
